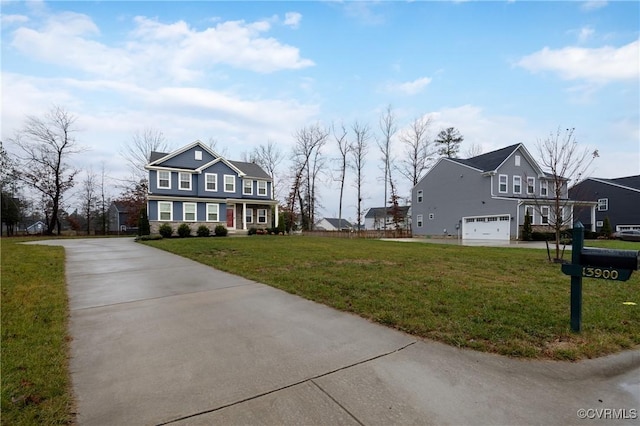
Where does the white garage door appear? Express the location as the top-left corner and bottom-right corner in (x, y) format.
(462, 215), (511, 240)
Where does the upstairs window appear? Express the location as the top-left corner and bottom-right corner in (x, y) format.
(243, 179), (253, 195)
(158, 171), (170, 189)
(205, 173), (217, 191)
(527, 177), (535, 194)
(224, 175), (235, 193)
(179, 172), (191, 190)
(598, 198), (608, 211)
(257, 181), (267, 196)
(515, 155), (521, 166)
(499, 174), (508, 193)
(417, 190), (423, 203)
(513, 176), (522, 194)
(195, 150), (202, 161)
(540, 181), (548, 197)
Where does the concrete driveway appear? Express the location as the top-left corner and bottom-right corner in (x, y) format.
(34, 238), (639, 425)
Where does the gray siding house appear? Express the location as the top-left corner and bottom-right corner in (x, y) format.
(411, 143), (596, 240)
(146, 140), (278, 234)
(569, 176), (640, 232)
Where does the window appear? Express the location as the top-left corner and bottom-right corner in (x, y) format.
(597, 198), (608, 211)
(205, 173), (217, 191)
(417, 190), (423, 203)
(499, 174), (508, 193)
(206, 204), (219, 222)
(428, 213), (435, 220)
(224, 175), (235, 193)
(515, 155), (521, 166)
(487, 217), (498, 222)
(466, 218), (475, 223)
(159, 202), (172, 221)
(513, 176), (522, 194)
(183, 203), (196, 221)
(257, 209), (267, 224)
(417, 214), (423, 227)
(158, 171), (170, 189)
(596, 220), (604, 228)
(195, 150), (202, 161)
(499, 216), (510, 221)
(257, 181), (267, 196)
(243, 179), (253, 195)
(179, 172), (191, 190)
(527, 177), (535, 195)
(541, 206), (550, 224)
(525, 206), (534, 223)
(246, 208), (253, 224)
(540, 181), (548, 197)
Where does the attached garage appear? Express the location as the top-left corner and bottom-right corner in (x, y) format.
(462, 215), (511, 240)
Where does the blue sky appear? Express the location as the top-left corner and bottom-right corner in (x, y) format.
(1, 0), (638, 222)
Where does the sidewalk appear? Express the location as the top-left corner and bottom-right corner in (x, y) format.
(35, 238), (639, 425)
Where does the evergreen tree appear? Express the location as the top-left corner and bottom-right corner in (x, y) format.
(601, 216), (612, 238)
(434, 127), (464, 158)
(138, 207), (150, 236)
(522, 210), (533, 241)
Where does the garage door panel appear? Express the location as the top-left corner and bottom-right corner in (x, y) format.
(462, 215), (510, 240)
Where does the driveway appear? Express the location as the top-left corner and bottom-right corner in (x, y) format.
(34, 238), (638, 425)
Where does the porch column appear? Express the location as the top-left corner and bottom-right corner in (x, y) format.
(590, 204), (596, 232)
(274, 204), (279, 228)
(242, 203), (247, 230)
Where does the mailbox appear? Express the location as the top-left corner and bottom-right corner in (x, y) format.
(580, 248), (640, 271)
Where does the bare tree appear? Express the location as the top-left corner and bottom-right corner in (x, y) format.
(332, 122), (351, 231)
(350, 121), (371, 231)
(252, 140), (284, 201)
(536, 127), (598, 260)
(397, 115), (434, 188)
(10, 105), (83, 235)
(289, 124), (329, 231)
(80, 168), (98, 234)
(378, 104), (397, 230)
(465, 143), (483, 158)
(120, 128), (169, 183)
(98, 162), (109, 234)
(434, 127), (464, 158)
(207, 137), (229, 157)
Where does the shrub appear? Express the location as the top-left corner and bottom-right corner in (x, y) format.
(521, 211), (532, 241)
(214, 225), (228, 237)
(197, 225), (210, 237)
(138, 207), (150, 236)
(601, 216), (612, 238)
(135, 234), (163, 241)
(177, 223), (191, 238)
(248, 227), (258, 236)
(158, 223), (173, 238)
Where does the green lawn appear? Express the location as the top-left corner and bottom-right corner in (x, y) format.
(1, 238), (73, 425)
(143, 236), (640, 360)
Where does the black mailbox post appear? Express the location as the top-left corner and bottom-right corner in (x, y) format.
(561, 222), (639, 332)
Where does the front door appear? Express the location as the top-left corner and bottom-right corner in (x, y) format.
(226, 205), (235, 229)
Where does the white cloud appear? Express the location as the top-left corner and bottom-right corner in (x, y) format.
(1, 14), (29, 25)
(387, 77), (432, 95)
(581, 1), (608, 12)
(516, 40), (639, 83)
(284, 12), (302, 29)
(575, 26), (595, 43)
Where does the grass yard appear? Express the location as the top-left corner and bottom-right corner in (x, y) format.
(1, 238), (73, 425)
(143, 236), (640, 361)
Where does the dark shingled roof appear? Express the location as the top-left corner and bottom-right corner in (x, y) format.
(229, 161), (272, 180)
(450, 143), (520, 172)
(149, 151), (169, 162)
(365, 206), (411, 218)
(599, 175), (640, 190)
(322, 218), (353, 229)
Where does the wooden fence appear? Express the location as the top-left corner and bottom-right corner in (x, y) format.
(302, 229), (412, 239)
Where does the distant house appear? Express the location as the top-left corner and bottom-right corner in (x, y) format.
(411, 143), (597, 240)
(26, 220), (46, 235)
(364, 206), (411, 231)
(145, 140), (277, 234)
(316, 217), (354, 231)
(569, 176), (640, 233)
(108, 201), (137, 233)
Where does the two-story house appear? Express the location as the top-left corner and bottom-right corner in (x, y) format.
(145, 140), (278, 234)
(411, 143), (596, 240)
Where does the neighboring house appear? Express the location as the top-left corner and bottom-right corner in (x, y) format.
(145, 140), (278, 234)
(26, 220), (46, 235)
(108, 201), (136, 233)
(316, 217), (354, 231)
(411, 143), (597, 240)
(569, 176), (640, 232)
(364, 206), (411, 230)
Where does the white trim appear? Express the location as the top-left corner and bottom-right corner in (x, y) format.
(515, 155), (521, 166)
(527, 177), (535, 195)
(158, 201), (172, 221)
(597, 198), (608, 211)
(158, 170), (171, 189)
(588, 178), (640, 193)
(513, 175), (522, 194)
(183, 202), (197, 222)
(195, 150), (202, 161)
(206, 203), (220, 222)
(224, 175), (236, 193)
(499, 174), (508, 193)
(417, 190), (423, 203)
(205, 173), (217, 192)
(179, 172), (192, 191)
(257, 208), (268, 224)
(417, 214), (423, 227)
(540, 206), (550, 224)
(147, 140), (220, 167)
(243, 179), (253, 195)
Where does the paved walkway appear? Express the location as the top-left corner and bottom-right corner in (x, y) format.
(34, 238), (639, 425)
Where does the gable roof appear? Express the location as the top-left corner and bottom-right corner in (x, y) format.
(322, 218), (353, 228)
(584, 175), (640, 193)
(230, 161), (271, 180)
(365, 206), (411, 218)
(147, 140), (220, 166)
